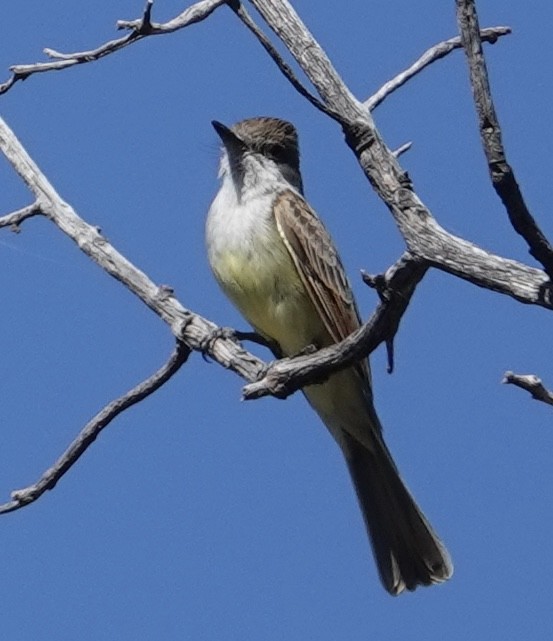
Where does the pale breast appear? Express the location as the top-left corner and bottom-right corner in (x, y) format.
(206, 183), (327, 354)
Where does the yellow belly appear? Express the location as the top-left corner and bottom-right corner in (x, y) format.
(212, 240), (328, 355)
(211, 238), (378, 450)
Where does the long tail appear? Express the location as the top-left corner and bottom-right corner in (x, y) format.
(341, 431), (453, 595)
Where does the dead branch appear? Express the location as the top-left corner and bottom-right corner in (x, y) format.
(0, 114), (267, 385)
(1, 0), (552, 510)
(242, 254), (427, 400)
(230, 1), (343, 123)
(241, 1), (553, 308)
(364, 26), (511, 111)
(0, 202), (43, 229)
(456, 0), (553, 280)
(391, 142), (413, 158)
(502, 372), (553, 407)
(0, 0), (225, 96)
(0, 340), (191, 515)
(0, 117), (428, 430)
(0, 116), (438, 516)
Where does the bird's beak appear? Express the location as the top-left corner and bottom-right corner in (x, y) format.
(211, 120), (245, 152)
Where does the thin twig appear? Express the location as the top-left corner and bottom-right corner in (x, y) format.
(502, 372), (553, 407)
(0, 341), (191, 515)
(0, 0), (225, 96)
(116, 0), (223, 32)
(230, 1), (345, 124)
(364, 26), (511, 111)
(456, 0), (553, 280)
(0, 202), (43, 229)
(391, 142), (412, 158)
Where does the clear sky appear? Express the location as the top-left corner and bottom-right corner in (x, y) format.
(2, 1), (553, 639)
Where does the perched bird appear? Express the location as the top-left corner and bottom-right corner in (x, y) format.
(205, 116), (452, 595)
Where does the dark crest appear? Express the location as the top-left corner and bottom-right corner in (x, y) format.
(232, 117), (303, 193)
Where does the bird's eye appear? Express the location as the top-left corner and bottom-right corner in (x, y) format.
(266, 144), (288, 163)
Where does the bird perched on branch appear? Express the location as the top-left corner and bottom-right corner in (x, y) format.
(205, 116), (452, 595)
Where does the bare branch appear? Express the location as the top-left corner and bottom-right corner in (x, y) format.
(2, 5), (551, 405)
(502, 372), (553, 407)
(248, 0), (553, 308)
(456, 0), (553, 280)
(116, 0), (223, 32)
(42, 0), (153, 62)
(230, 1), (343, 123)
(4, 2), (545, 315)
(0, 110), (429, 414)
(248, 0), (364, 122)
(0, 111), (437, 436)
(0, 114), (268, 385)
(1, 114), (413, 407)
(0, 111), (440, 481)
(2, 2), (552, 501)
(0, 127), (429, 412)
(393, 200), (553, 308)
(0, 202), (43, 229)
(391, 141), (412, 158)
(364, 26), (511, 111)
(243, 254), (427, 400)
(0, 341), (191, 515)
(0, 0), (225, 96)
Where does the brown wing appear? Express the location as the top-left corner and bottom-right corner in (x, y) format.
(273, 189), (370, 382)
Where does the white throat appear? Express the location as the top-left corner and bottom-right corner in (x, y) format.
(218, 149), (293, 205)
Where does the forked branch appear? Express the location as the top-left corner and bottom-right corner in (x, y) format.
(0, 0), (225, 96)
(2, 0), (551, 512)
(244, 0), (552, 307)
(364, 26), (511, 111)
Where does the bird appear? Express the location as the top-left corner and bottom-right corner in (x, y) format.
(205, 116), (452, 595)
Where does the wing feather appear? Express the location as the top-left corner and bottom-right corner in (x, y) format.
(273, 190), (370, 382)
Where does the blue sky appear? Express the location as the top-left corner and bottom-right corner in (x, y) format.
(2, 1), (553, 639)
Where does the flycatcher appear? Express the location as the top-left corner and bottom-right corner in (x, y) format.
(205, 117), (452, 595)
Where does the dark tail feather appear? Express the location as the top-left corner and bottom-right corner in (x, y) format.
(342, 432), (453, 595)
